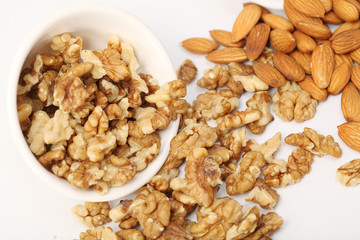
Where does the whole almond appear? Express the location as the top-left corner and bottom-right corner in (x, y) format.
(290, 50), (312, 74)
(262, 14), (294, 32)
(284, 0), (324, 25)
(295, 21), (332, 39)
(232, 4), (262, 42)
(246, 23), (270, 61)
(332, 29), (360, 54)
(206, 47), (247, 64)
(253, 61), (287, 87)
(243, 2), (271, 16)
(293, 30), (317, 53)
(341, 82), (360, 121)
(333, 0), (359, 22)
(209, 30), (245, 48)
(270, 29), (296, 53)
(335, 54), (354, 68)
(273, 52), (305, 82)
(311, 41), (335, 89)
(351, 65), (360, 90)
(322, 11), (344, 24)
(338, 122), (360, 152)
(350, 47), (360, 64)
(289, 0), (325, 17)
(328, 63), (351, 95)
(319, 0), (333, 12)
(181, 38), (218, 54)
(330, 21), (360, 41)
(299, 75), (328, 101)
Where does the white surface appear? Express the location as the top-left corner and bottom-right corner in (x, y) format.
(0, 0), (359, 239)
(7, 3), (179, 202)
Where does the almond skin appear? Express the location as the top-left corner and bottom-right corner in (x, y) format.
(350, 47), (360, 65)
(332, 29), (360, 54)
(209, 30), (245, 48)
(338, 122), (360, 152)
(330, 21), (360, 41)
(181, 38), (218, 54)
(328, 63), (351, 95)
(270, 29), (296, 53)
(341, 82), (360, 122)
(351, 65), (360, 90)
(322, 11), (344, 24)
(246, 23), (270, 61)
(293, 30), (317, 53)
(319, 0), (333, 12)
(284, 0), (324, 24)
(335, 54), (354, 68)
(232, 4), (262, 42)
(289, 0), (325, 17)
(333, 0), (359, 23)
(311, 41), (335, 89)
(298, 75), (328, 101)
(346, 0), (360, 12)
(253, 61), (287, 87)
(262, 14), (294, 32)
(290, 50), (312, 74)
(243, 2), (271, 16)
(273, 52), (305, 82)
(295, 21), (332, 40)
(205, 47), (247, 64)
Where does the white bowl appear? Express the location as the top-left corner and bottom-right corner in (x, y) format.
(7, 3), (178, 202)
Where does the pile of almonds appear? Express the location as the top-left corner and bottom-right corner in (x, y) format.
(181, 0), (360, 184)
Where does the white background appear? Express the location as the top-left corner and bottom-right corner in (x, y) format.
(1, 0), (359, 239)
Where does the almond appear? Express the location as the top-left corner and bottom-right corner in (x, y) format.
(319, 0), (333, 12)
(205, 47), (247, 64)
(270, 29), (296, 53)
(181, 38), (218, 54)
(311, 41), (335, 89)
(299, 75), (328, 101)
(332, 29), (360, 54)
(338, 122), (360, 152)
(335, 54), (354, 68)
(246, 23), (270, 61)
(322, 11), (344, 24)
(290, 50), (312, 74)
(209, 30), (245, 48)
(328, 63), (351, 95)
(284, 0), (324, 25)
(273, 52), (305, 82)
(232, 4), (262, 42)
(253, 61), (287, 87)
(333, 0), (359, 23)
(346, 0), (360, 12)
(341, 82), (360, 122)
(293, 30), (317, 53)
(295, 21), (332, 40)
(243, 2), (271, 17)
(289, 0), (325, 17)
(351, 65), (360, 90)
(262, 14), (294, 32)
(330, 21), (360, 41)
(350, 47), (360, 64)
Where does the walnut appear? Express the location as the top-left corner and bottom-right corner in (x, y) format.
(71, 202), (111, 227)
(27, 111), (50, 155)
(17, 103), (32, 131)
(106, 98), (132, 121)
(99, 77), (126, 103)
(170, 123), (217, 160)
(226, 206), (261, 240)
(116, 229), (144, 240)
(148, 168), (179, 192)
(207, 144), (233, 165)
(67, 133), (88, 161)
(216, 108), (262, 138)
(96, 91), (108, 109)
(185, 148), (222, 207)
(37, 70), (57, 105)
(110, 199), (134, 223)
(190, 197), (243, 240)
(245, 178), (280, 210)
(192, 90), (239, 121)
(43, 109), (74, 144)
(79, 226), (119, 240)
(245, 132), (282, 164)
(118, 216), (138, 230)
(111, 119), (129, 146)
(84, 106), (109, 140)
(246, 212), (283, 240)
(17, 94), (44, 113)
(177, 59), (197, 84)
(38, 148), (65, 168)
(170, 178), (197, 206)
(131, 188), (171, 239)
(263, 148), (313, 187)
(67, 161), (104, 189)
(169, 199), (193, 226)
(86, 132), (117, 162)
(145, 80), (186, 108)
(285, 127), (342, 158)
(246, 91), (274, 134)
(108, 35), (122, 53)
(197, 64), (229, 90)
(258, 47), (275, 66)
(100, 155), (136, 187)
(139, 73), (160, 94)
(220, 128), (247, 159)
(51, 33), (82, 64)
(51, 157), (72, 178)
(226, 151), (266, 195)
(336, 159), (360, 186)
(158, 222), (192, 240)
(273, 81), (317, 122)
(227, 62), (269, 93)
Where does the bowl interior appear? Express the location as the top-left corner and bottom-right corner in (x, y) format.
(11, 4), (178, 202)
